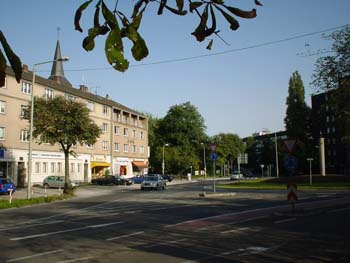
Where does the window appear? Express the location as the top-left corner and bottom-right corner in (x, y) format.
(65, 94), (77, 101)
(43, 162), (48, 174)
(123, 128), (128, 137)
(332, 127), (336, 133)
(70, 163), (75, 173)
(132, 130), (136, 138)
(78, 163), (81, 173)
(57, 162), (62, 173)
(35, 162), (40, 173)
(114, 126), (119, 135)
(20, 129), (29, 142)
(20, 105), (28, 117)
(102, 123), (108, 133)
(50, 163), (55, 173)
(44, 88), (54, 99)
(21, 81), (32, 94)
(102, 141), (108, 150)
(132, 145), (137, 153)
(133, 118), (137, 126)
(123, 144), (128, 152)
(140, 131), (144, 140)
(103, 106), (109, 115)
(86, 101), (94, 111)
(85, 143), (94, 149)
(114, 143), (119, 152)
(0, 127), (5, 140)
(0, 101), (5, 114)
(140, 146), (145, 154)
(326, 116), (329, 122)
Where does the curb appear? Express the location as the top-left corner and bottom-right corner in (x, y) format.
(199, 192), (237, 198)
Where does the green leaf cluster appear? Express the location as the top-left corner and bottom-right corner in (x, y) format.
(0, 31), (22, 86)
(74, 0), (262, 72)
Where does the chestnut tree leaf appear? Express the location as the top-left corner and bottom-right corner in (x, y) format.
(189, 1), (203, 13)
(223, 5), (257, 19)
(74, 0), (93, 32)
(191, 5), (209, 42)
(0, 30), (22, 83)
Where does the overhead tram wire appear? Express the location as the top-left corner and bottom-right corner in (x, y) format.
(62, 24), (349, 73)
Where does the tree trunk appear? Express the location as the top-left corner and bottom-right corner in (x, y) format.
(64, 151), (73, 195)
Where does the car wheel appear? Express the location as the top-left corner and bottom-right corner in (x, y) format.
(44, 183), (50, 189)
(162, 185), (166, 190)
(141, 187), (144, 191)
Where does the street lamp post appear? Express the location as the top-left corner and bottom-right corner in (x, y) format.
(201, 142), (207, 180)
(27, 57), (69, 199)
(162, 143), (169, 175)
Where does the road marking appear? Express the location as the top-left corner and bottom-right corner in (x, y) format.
(220, 227), (249, 234)
(143, 238), (187, 248)
(10, 222), (123, 241)
(329, 207), (350, 213)
(6, 249), (64, 262)
(0, 220), (64, 231)
(274, 218), (296, 224)
(107, 231), (144, 241)
(55, 256), (94, 263)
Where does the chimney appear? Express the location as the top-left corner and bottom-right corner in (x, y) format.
(80, 85), (88, 93)
(22, 64), (29, 73)
(106, 94), (109, 99)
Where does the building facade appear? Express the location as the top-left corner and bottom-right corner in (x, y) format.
(311, 85), (350, 175)
(0, 41), (149, 185)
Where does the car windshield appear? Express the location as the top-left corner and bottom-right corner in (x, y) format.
(1, 179), (11, 184)
(146, 176), (158, 181)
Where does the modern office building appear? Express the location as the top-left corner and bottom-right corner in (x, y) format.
(311, 80), (350, 175)
(0, 40), (149, 185)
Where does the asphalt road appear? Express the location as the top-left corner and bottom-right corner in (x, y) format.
(0, 180), (349, 263)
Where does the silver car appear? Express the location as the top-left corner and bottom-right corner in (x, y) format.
(141, 175), (166, 190)
(43, 176), (79, 188)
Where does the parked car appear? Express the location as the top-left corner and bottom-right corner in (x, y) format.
(130, 175), (146, 184)
(0, 178), (16, 195)
(141, 175), (166, 190)
(230, 171), (243, 180)
(91, 175), (133, 186)
(114, 175), (133, 185)
(161, 174), (173, 182)
(43, 176), (79, 189)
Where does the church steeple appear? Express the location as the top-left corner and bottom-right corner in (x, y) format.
(49, 39), (71, 86)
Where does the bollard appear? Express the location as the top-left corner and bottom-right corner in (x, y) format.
(8, 188), (13, 204)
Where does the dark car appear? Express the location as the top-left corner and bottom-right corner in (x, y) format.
(161, 174), (173, 182)
(130, 175), (146, 184)
(91, 175), (133, 186)
(0, 178), (16, 195)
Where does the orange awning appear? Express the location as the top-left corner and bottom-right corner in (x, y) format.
(132, 161), (148, 168)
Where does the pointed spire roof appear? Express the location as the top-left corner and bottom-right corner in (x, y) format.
(49, 40), (71, 86)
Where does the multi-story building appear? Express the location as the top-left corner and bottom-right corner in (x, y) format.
(311, 80), (350, 175)
(0, 40), (149, 185)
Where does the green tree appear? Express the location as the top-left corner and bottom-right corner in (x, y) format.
(152, 102), (207, 174)
(210, 133), (245, 174)
(24, 96), (101, 194)
(284, 71), (311, 173)
(285, 71), (311, 141)
(312, 26), (350, 92)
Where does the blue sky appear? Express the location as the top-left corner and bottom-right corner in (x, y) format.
(1, 0), (350, 137)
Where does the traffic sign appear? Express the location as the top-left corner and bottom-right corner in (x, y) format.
(284, 156), (298, 173)
(210, 152), (218, 161)
(283, 139), (297, 153)
(210, 144), (217, 152)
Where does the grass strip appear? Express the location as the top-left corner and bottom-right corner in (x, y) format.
(0, 194), (73, 210)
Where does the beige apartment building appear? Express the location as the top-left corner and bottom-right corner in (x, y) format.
(0, 41), (149, 185)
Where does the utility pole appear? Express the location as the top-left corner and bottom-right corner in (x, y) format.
(275, 133), (279, 177)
